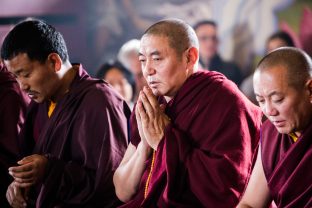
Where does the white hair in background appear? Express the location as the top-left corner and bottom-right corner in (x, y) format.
(118, 39), (140, 69)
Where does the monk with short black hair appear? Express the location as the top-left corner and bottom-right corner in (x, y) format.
(114, 18), (262, 208)
(238, 47), (312, 208)
(2, 19), (129, 207)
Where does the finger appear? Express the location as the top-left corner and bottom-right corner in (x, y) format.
(159, 104), (166, 112)
(17, 155), (35, 165)
(13, 176), (34, 183)
(12, 184), (27, 207)
(10, 169), (34, 179)
(137, 99), (149, 124)
(6, 186), (14, 205)
(14, 182), (34, 188)
(9, 163), (33, 173)
(9, 164), (33, 177)
(135, 100), (142, 123)
(140, 91), (154, 118)
(143, 86), (159, 110)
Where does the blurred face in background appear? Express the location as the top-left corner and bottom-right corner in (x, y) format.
(125, 51), (147, 92)
(104, 67), (133, 103)
(266, 38), (288, 53)
(195, 24), (218, 61)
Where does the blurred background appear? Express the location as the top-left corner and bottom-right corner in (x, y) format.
(0, 0), (311, 76)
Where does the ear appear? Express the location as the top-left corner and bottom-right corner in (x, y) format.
(185, 47), (199, 68)
(47, 53), (62, 72)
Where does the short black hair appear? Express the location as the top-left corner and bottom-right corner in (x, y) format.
(267, 31), (295, 47)
(193, 20), (217, 31)
(1, 19), (69, 63)
(96, 60), (136, 93)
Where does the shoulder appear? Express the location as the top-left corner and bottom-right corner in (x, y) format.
(0, 83), (29, 107)
(79, 79), (124, 105)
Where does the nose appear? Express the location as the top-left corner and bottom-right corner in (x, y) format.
(142, 59), (156, 76)
(17, 78), (30, 91)
(263, 102), (278, 117)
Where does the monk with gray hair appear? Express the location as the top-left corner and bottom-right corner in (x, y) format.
(114, 18), (261, 207)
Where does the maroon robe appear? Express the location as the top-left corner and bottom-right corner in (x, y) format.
(0, 63), (29, 207)
(121, 71), (262, 207)
(261, 119), (312, 207)
(20, 65), (130, 207)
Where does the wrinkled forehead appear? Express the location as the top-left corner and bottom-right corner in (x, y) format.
(253, 66), (289, 93)
(139, 35), (171, 55)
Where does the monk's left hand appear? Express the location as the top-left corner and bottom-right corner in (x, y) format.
(9, 154), (48, 188)
(137, 86), (171, 150)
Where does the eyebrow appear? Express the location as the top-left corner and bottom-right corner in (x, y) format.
(139, 50), (161, 57)
(255, 91), (282, 98)
(14, 68), (24, 75)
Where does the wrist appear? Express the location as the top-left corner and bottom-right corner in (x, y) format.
(137, 142), (152, 158)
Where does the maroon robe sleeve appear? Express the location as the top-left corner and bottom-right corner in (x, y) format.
(0, 69), (29, 207)
(261, 120), (312, 207)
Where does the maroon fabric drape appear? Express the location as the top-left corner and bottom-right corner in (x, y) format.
(261, 119), (312, 207)
(121, 70), (262, 207)
(20, 65), (130, 207)
(0, 63), (30, 207)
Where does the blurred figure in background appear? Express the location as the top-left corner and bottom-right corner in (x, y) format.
(240, 30), (295, 104)
(97, 60), (135, 109)
(266, 31), (295, 53)
(118, 39), (147, 101)
(0, 60), (29, 207)
(194, 20), (243, 85)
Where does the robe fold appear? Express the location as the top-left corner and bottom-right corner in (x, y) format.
(21, 65), (130, 207)
(122, 70), (262, 207)
(261, 119), (312, 207)
(0, 63), (29, 207)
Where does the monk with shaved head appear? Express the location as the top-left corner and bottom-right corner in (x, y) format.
(238, 47), (312, 208)
(114, 18), (262, 207)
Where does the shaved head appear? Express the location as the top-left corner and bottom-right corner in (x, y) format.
(143, 18), (199, 58)
(256, 47), (312, 90)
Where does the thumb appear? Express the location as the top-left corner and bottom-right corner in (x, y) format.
(159, 104), (166, 112)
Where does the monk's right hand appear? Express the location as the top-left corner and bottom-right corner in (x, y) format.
(6, 182), (27, 208)
(135, 99), (150, 149)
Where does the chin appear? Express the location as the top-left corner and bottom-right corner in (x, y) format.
(33, 97), (45, 103)
(151, 88), (161, 96)
(275, 127), (292, 135)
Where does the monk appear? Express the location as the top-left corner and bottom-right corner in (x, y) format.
(0, 61), (29, 207)
(1, 19), (130, 207)
(237, 47), (312, 208)
(113, 18), (262, 207)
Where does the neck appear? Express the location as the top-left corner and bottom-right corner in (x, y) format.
(51, 63), (77, 102)
(164, 69), (194, 102)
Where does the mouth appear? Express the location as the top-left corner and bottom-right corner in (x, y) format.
(272, 120), (286, 127)
(148, 81), (159, 88)
(27, 91), (38, 99)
